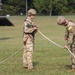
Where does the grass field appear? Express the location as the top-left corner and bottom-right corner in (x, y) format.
(0, 16), (75, 75)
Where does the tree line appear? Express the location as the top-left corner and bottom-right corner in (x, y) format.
(0, 0), (75, 16)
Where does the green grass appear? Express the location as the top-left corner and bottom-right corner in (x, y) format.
(0, 16), (75, 75)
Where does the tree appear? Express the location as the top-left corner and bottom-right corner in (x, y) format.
(1, 0), (26, 15)
(51, 0), (68, 15)
(1, 0), (75, 15)
(33, 0), (68, 15)
(67, 0), (75, 14)
(8, 0), (26, 15)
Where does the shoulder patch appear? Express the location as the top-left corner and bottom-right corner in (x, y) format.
(26, 24), (31, 27)
(68, 26), (72, 30)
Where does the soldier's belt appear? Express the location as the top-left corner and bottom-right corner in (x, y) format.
(24, 32), (32, 35)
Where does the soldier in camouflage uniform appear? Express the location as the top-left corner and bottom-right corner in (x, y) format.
(23, 9), (38, 70)
(57, 16), (75, 71)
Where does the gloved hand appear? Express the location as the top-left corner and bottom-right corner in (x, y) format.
(65, 37), (68, 40)
(63, 45), (67, 49)
(34, 26), (38, 31)
(32, 26), (38, 35)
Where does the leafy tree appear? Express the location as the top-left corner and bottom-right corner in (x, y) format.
(67, 0), (75, 13)
(1, 0), (75, 15)
(8, 0), (26, 15)
(50, 0), (68, 15)
(1, 0), (26, 15)
(33, 0), (68, 15)
(33, 0), (44, 14)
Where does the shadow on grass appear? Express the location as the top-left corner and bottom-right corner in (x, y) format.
(0, 37), (13, 40)
(65, 65), (71, 69)
(33, 62), (38, 67)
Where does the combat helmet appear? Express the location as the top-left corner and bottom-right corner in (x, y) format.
(28, 9), (37, 16)
(57, 16), (66, 25)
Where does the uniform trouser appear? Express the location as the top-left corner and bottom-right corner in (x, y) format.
(23, 34), (34, 69)
(23, 46), (33, 69)
(71, 36), (75, 69)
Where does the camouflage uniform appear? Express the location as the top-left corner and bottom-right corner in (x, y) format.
(23, 9), (37, 69)
(57, 16), (75, 70)
(65, 21), (75, 69)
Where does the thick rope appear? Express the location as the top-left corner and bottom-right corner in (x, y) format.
(0, 47), (23, 64)
(0, 30), (75, 64)
(38, 30), (75, 58)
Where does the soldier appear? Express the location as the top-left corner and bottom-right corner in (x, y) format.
(23, 9), (38, 70)
(57, 16), (75, 71)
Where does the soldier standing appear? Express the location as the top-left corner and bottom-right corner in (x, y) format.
(23, 9), (38, 70)
(57, 16), (75, 71)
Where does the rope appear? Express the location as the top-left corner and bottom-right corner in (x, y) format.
(0, 30), (75, 64)
(38, 30), (75, 58)
(0, 47), (23, 64)
(66, 46), (75, 58)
